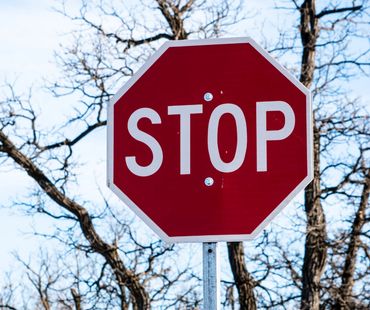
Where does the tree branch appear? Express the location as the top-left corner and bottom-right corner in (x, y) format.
(316, 5), (362, 19)
(37, 120), (106, 152)
(0, 129), (150, 309)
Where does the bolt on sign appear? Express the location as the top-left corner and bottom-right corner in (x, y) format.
(107, 37), (313, 243)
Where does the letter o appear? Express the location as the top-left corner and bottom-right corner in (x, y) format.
(208, 104), (247, 173)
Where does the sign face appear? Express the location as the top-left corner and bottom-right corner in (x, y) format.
(107, 37), (312, 242)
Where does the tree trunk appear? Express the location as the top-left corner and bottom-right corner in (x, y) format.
(299, 1), (327, 309)
(227, 242), (257, 310)
(300, 126), (327, 310)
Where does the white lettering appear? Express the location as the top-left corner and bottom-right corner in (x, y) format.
(208, 104), (247, 173)
(256, 101), (295, 172)
(125, 108), (163, 176)
(168, 105), (203, 175)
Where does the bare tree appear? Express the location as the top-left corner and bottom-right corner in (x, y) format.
(298, 1), (368, 309)
(332, 167), (370, 309)
(1, 0), (369, 309)
(279, 1), (368, 309)
(0, 1), (242, 308)
(224, 1), (370, 309)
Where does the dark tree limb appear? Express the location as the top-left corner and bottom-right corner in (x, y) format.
(299, 1), (327, 309)
(0, 129), (150, 310)
(0, 305), (17, 310)
(71, 288), (82, 310)
(335, 168), (370, 309)
(316, 5), (362, 19)
(36, 120), (106, 152)
(227, 242), (257, 310)
(156, 0), (189, 40)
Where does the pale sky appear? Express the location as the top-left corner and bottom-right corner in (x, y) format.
(0, 0), (74, 270)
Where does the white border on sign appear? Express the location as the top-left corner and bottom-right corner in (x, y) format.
(107, 37), (313, 243)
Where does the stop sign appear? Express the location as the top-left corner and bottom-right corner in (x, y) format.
(107, 37), (312, 242)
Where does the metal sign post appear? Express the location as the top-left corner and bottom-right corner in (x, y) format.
(203, 242), (220, 310)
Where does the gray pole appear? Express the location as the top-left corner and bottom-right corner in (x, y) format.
(203, 242), (220, 310)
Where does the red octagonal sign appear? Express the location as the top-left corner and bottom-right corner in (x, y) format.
(107, 37), (312, 242)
